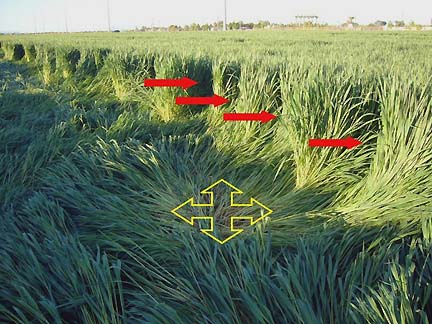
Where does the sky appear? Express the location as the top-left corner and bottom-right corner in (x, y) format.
(1, 0), (432, 33)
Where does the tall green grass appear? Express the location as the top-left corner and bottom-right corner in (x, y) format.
(1, 30), (432, 322)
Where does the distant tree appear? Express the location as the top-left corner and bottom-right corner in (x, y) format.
(211, 22), (218, 31)
(343, 17), (358, 28)
(408, 21), (421, 30)
(255, 20), (271, 29)
(241, 22), (254, 29)
(374, 20), (387, 26)
(190, 23), (201, 31)
(394, 20), (405, 27)
(228, 22), (241, 30)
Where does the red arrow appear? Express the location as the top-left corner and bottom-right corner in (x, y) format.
(144, 77), (198, 89)
(309, 137), (362, 149)
(176, 94), (229, 107)
(223, 111), (277, 124)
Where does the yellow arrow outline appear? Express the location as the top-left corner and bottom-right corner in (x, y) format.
(171, 179), (273, 244)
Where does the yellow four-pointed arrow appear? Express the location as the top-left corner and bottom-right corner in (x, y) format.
(171, 179), (273, 244)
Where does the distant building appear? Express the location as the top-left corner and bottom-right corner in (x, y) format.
(295, 15), (319, 26)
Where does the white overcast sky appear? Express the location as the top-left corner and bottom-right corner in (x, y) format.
(1, 0), (432, 33)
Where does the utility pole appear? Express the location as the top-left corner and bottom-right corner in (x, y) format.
(107, 0), (111, 32)
(223, 0), (227, 31)
(64, 4), (69, 33)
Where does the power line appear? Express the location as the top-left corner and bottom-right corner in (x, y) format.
(64, 4), (69, 33)
(224, 0), (227, 31)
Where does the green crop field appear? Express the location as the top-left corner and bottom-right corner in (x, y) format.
(0, 30), (432, 323)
